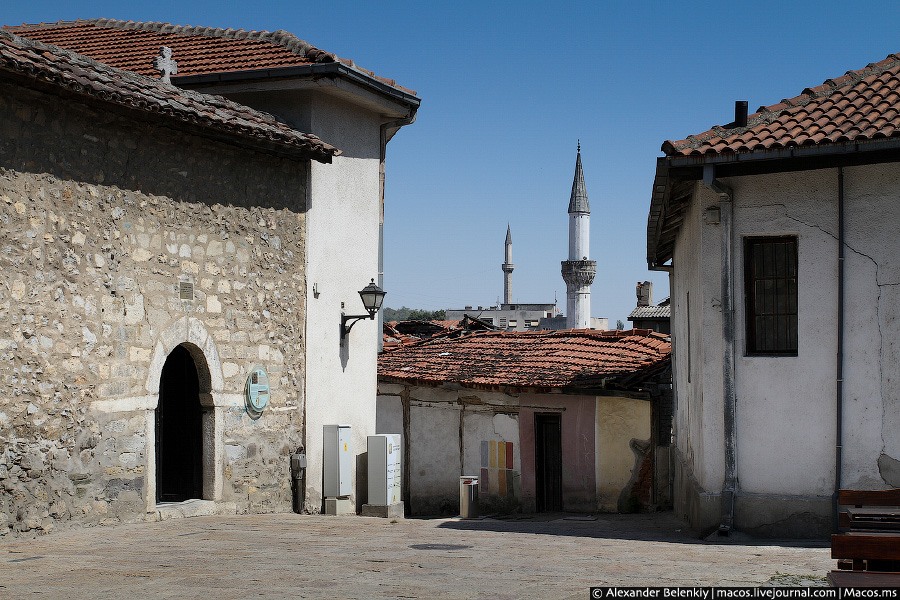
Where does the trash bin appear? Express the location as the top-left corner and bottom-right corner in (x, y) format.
(459, 476), (479, 519)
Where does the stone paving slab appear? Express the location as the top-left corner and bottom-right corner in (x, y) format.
(0, 512), (832, 599)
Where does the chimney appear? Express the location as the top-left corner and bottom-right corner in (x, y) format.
(734, 100), (748, 128)
(636, 281), (652, 307)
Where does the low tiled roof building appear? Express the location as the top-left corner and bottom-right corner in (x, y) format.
(377, 330), (672, 516)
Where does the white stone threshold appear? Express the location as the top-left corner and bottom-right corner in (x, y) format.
(152, 499), (237, 521)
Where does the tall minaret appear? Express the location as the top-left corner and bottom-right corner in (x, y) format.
(561, 142), (596, 328)
(502, 224), (514, 305)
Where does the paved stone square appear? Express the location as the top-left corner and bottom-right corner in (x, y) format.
(0, 512), (832, 599)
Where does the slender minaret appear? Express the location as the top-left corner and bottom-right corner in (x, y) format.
(561, 142), (596, 328)
(502, 224), (514, 305)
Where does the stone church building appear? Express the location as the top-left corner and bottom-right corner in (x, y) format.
(0, 21), (418, 534)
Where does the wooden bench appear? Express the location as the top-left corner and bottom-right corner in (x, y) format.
(830, 489), (900, 587)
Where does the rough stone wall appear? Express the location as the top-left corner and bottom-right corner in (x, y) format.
(0, 83), (308, 535)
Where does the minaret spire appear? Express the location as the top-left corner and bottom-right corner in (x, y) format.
(561, 142), (597, 328)
(568, 141), (590, 214)
(502, 224), (514, 305)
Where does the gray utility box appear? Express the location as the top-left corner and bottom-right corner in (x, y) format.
(323, 424), (353, 497)
(367, 434), (401, 506)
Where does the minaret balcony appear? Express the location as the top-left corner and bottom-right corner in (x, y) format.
(561, 259), (597, 286)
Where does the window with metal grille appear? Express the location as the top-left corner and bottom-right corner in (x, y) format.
(744, 236), (798, 355)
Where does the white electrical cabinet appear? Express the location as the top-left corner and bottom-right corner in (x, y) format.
(323, 424), (352, 497)
(367, 434), (401, 506)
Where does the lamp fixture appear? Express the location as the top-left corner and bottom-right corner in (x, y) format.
(340, 279), (386, 341)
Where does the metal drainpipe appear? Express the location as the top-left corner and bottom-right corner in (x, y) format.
(833, 167), (845, 532)
(702, 165), (738, 535)
(378, 111), (417, 352)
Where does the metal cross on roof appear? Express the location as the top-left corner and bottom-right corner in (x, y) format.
(153, 46), (178, 83)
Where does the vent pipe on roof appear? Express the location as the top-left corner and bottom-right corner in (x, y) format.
(734, 101), (748, 128)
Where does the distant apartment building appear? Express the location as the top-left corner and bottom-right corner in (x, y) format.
(445, 303), (559, 331)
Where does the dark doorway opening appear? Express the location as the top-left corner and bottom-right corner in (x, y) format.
(156, 345), (203, 502)
(534, 413), (563, 512)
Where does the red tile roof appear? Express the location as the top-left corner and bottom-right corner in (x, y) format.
(382, 320), (462, 352)
(4, 19), (416, 96)
(430, 320), (461, 330)
(0, 30), (339, 161)
(663, 52), (900, 157)
(378, 329), (671, 392)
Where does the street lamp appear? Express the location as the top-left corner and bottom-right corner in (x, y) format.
(340, 279), (386, 342)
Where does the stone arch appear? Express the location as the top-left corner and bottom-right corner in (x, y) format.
(145, 316), (225, 398)
(156, 344), (204, 502)
(144, 316), (225, 511)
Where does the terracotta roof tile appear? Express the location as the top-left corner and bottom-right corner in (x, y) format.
(378, 329), (671, 392)
(4, 19), (416, 96)
(662, 52), (900, 157)
(0, 30), (339, 161)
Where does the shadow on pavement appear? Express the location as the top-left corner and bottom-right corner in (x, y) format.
(431, 511), (829, 548)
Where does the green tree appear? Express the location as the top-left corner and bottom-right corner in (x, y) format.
(616, 319), (625, 330)
(383, 307), (446, 321)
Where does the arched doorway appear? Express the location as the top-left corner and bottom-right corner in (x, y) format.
(156, 344), (204, 502)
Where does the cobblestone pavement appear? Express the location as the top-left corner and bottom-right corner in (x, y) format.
(0, 512), (832, 599)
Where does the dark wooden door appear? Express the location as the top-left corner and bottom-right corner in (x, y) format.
(156, 345), (203, 502)
(534, 413), (562, 512)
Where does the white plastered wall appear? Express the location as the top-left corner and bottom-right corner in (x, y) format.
(729, 169), (838, 496)
(671, 183), (726, 495)
(839, 164), (900, 487)
(673, 163), (900, 509)
(304, 95), (384, 510)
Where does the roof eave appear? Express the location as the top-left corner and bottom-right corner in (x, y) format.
(1, 68), (336, 163)
(377, 374), (657, 399)
(665, 136), (900, 168)
(647, 137), (900, 267)
(647, 157), (673, 269)
(174, 62), (420, 111)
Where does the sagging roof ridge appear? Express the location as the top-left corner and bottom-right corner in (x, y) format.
(10, 18), (337, 63)
(663, 51), (900, 156)
(0, 29), (340, 161)
(378, 328), (672, 393)
(399, 326), (668, 349)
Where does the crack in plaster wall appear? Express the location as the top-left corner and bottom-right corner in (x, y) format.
(755, 202), (894, 476)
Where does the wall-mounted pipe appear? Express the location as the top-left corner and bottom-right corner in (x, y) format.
(702, 165), (738, 535)
(833, 167), (845, 532)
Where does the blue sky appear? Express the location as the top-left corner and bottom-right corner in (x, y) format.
(6, 1), (900, 324)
